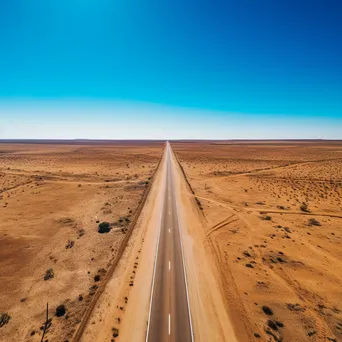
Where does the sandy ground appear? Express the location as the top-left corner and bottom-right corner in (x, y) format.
(0, 142), (162, 342)
(3, 140), (342, 342)
(172, 141), (342, 342)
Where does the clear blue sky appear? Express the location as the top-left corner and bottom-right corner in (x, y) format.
(0, 0), (341, 139)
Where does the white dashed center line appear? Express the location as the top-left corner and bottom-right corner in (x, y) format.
(168, 314), (171, 335)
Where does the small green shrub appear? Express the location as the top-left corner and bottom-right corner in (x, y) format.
(262, 305), (274, 316)
(98, 222), (111, 234)
(44, 268), (54, 281)
(0, 313), (11, 327)
(300, 202), (310, 212)
(308, 218), (321, 226)
(55, 305), (66, 317)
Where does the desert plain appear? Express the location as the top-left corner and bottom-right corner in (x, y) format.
(0, 141), (163, 342)
(172, 140), (342, 341)
(1, 140), (342, 342)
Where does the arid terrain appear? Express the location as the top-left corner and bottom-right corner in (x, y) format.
(0, 141), (163, 342)
(1, 140), (342, 342)
(172, 141), (342, 341)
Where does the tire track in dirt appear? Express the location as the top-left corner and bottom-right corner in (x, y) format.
(195, 195), (342, 220)
(197, 194), (340, 340)
(207, 156), (342, 179)
(267, 266), (334, 339)
(0, 180), (34, 194)
(206, 216), (239, 237)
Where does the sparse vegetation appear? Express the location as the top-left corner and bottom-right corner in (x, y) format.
(44, 268), (54, 281)
(275, 321), (284, 328)
(262, 305), (274, 316)
(261, 215), (272, 221)
(0, 312), (11, 327)
(89, 285), (98, 295)
(0, 142), (162, 341)
(267, 319), (279, 330)
(66, 240), (75, 249)
(112, 327), (119, 338)
(300, 202), (310, 212)
(98, 221), (111, 233)
(286, 303), (304, 312)
(308, 218), (321, 226)
(55, 304), (66, 317)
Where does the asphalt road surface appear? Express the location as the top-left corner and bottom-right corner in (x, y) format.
(146, 143), (193, 342)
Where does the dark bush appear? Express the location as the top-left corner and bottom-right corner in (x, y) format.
(0, 312), (11, 327)
(112, 327), (119, 337)
(94, 274), (100, 282)
(286, 303), (304, 312)
(308, 330), (317, 336)
(300, 202), (310, 212)
(78, 229), (85, 237)
(262, 305), (274, 316)
(267, 319), (278, 330)
(276, 321), (284, 328)
(98, 222), (111, 234)
(66, 240), (75, 249)
(44, 268), (54, 281)
(308, 218), (321, 226)
(89, 285), (98, 295)
(55, 305), (66, 317)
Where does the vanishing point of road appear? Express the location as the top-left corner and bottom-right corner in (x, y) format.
(146, 142), (194, 342)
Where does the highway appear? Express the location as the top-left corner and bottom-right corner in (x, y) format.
(146, 142), (193, 342)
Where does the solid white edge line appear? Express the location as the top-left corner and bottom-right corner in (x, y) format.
(145, 148), (168, 342)
(171, 148), (195, 342)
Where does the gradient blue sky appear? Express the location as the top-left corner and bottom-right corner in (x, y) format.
(0, 0), (341, 139)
